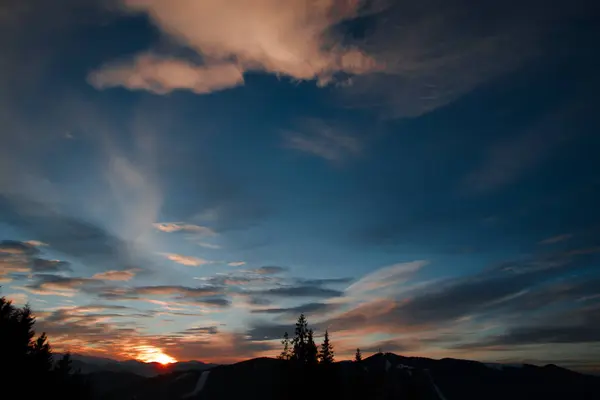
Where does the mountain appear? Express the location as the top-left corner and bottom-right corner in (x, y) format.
(96, 353), (600, 400)
(61, 354), (216, 377)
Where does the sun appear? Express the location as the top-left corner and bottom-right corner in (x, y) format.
(134, 345), (177, 365)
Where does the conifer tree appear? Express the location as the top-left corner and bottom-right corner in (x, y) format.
(292, 313), (309, 363)
(319, 330), (334, 364)
(0, 294), (90, 398)
(278, 331), (291, 360)
(306, 329), (318, 366)
(354, 348), (362, 362)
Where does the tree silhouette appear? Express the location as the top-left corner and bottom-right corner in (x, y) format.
(318, 330), (334, 364)
(354, 348), (362, 362)
(0, 294), (89, 399)
(278, 332), (292, 360)
(292, 313), (309, 363)
(306, 329), (318, 366)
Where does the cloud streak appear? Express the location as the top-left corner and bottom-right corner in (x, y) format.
(161, 253), (211, 266)
(283, 118), (364, 162)
(89, 55), (244, 94)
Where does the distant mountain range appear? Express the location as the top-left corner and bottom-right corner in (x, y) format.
(83, 352), (600, 400)
(61, 353), (216, 377)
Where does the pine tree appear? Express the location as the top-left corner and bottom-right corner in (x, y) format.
(278, 332), (291, 360)
(354, 348), (362, 362)
(292, 313), (309, 363)
(306, 329), (318, 366)
(319, 330), (334, 364)
(0, 294), (90, 398)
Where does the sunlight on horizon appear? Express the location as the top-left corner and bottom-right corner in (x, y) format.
(134, 345), (177, 365)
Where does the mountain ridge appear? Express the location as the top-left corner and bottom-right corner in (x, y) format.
(90, 352), (600, 400)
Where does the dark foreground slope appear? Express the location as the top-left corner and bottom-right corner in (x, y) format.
(100, 353), (600, 400)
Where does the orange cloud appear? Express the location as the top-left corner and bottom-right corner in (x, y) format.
(90, 0), (380, 94)
(161, 253), (211, 266)
(89, 55), (243, 95)
(92, 269), (137, 281)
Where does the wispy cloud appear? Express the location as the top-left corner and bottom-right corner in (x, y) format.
(153, 222), (215, 236)
(463, 112), (569, 193)
(228, 261), (246, 267)
(161, 253), (211, 267)
(539, 234), (573, 245)
(0, 240), (71, 280)
(22, 275), (104, 297)
(248, 285), (343, 299)
(249, 266), (288, 275)
(283, 119), (362, 162)
(251, 302), (341, 318)
(198, 242), (221, 249)
(89, 0), (379, 95)
(96, 284), (230, 308)
(346, 260), (427, 296)
(89, 54), (244, 95)
(92, 269), (138, 281)
(24, 240), (47, 247)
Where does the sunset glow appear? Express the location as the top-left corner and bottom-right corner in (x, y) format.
(0, 0), (598, 378)
(134, 346), (177, 365)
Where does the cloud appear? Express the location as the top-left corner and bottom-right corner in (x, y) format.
(0, 240), (71, 279)
(90, 0), (379, 94)
(338, 0), (593, 118)
(345, 260), (427, 295)
(180, 326), (219, 335)
(298, 277), (354, 286)
(24, 240), (47, 247)
(249, 285), (343, 298)
(246, 322), (293, 341)
(0, 240), (40, 256)
(198, 242), (221, 249)
(35, 305), (272, 363)
(463, 112), (569, 193)
(89, 55), (244, 94)
(453, 305), (600, 349)
(96, 284), (230, 307)
(318, 250), (600, 338)
(23, 274), (104, 297)
(92, 269), (137, 281)
(161, 253), (211, 266)
(199, 274), (275, 287)
(539, 234), (573, 245)
(31, 258), (72, 273)
(250, 266), (288, 275)
(153, 222), (216, 235)
(227, 261), (246, 267)
(251, 302), (340, 317)
(283, 118), (362, 162)
(0, 197), (149, 272)
(123, 285), (222, 297)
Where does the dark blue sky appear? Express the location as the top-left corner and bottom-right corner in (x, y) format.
(1, 0), (599, 371)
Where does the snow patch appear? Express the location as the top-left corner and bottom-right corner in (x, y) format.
(182, 370), (210, 399)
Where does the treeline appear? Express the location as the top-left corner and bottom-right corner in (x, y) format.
(0, 294), (90, 399)
(277, 313), (363, 364)
(275, 314), (375, 400)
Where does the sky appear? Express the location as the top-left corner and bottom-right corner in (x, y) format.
(1, 0), (599, 373)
